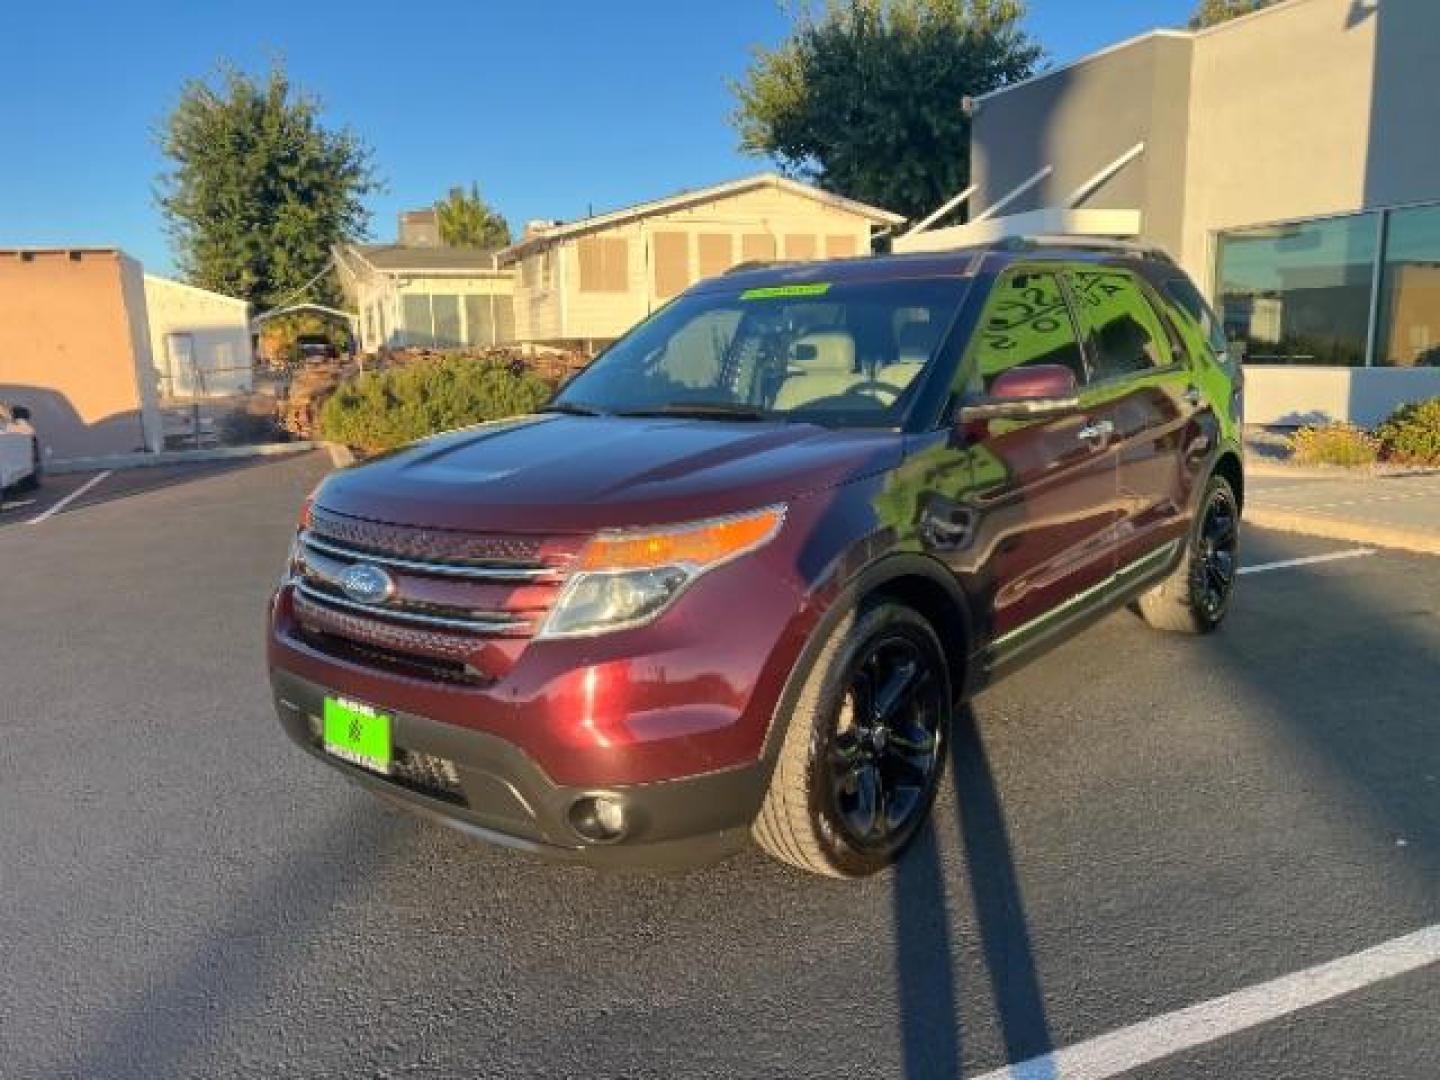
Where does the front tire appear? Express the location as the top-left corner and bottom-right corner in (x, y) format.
(752, 601), (952, 878)
(1136, 474), (1239, 635)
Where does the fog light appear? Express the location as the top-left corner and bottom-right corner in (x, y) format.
(568, 795), (628, 843)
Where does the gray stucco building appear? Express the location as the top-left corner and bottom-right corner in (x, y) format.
(897, 0), (1440, 426)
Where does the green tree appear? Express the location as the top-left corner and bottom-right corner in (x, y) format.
(435, 183), (512, 248)
(731, 0), (1042, 222)
(1189, 0), (1277, 28)
(157, 62), (379, 308)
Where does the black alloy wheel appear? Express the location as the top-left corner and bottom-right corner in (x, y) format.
(823, 629), (946, 852)
(1193, 484), (1238, 622)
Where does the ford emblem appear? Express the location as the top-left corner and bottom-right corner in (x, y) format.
(340, 563), (395, 606)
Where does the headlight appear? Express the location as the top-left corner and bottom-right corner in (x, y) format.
(538, 505), (786, 638)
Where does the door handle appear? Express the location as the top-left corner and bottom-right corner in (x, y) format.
(1077, 419), (1115, 443)
(1182, 386), (1203, 408)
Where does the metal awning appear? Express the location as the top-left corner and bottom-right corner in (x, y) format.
(896, 142), (1145, 253)
(893, 207), (1142, 254)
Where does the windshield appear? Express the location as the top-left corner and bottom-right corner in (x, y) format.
(553, 279), (967, 427)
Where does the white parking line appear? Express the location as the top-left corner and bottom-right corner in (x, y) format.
(974, 924), (1440, 1080)
(25, 470), (113, 525)
(0, 498), (37, 513)
(1238, 548), (1375, 576)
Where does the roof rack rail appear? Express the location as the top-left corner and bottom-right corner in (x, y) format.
(724, 259), (805, 275)
(990, 235), (1175, 263)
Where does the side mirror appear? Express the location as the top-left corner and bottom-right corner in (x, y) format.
(957, 364), (1081, 423)
(10, 405), (30, 422)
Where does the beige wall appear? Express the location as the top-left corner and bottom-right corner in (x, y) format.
(511, 185), (875, 344)
(143, 275), (252, 397)
(1178, 0), (1381, 284)
(0, 250), (160, 459)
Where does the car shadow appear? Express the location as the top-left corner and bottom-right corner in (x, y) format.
(0, 454), (310, 531)
(893, 704), (1055, 1079)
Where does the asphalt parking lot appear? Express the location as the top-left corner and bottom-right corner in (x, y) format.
(0, 458), (281, 530)
(2, 451), (1436, 1079)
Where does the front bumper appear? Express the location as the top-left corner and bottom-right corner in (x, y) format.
(271, 667), (769, 868)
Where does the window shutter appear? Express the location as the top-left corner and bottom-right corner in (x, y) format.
(697, 234), (733, 280)
(784, 234), (817, 260)
(653, 232), (691, 298)
(741, 234), (776, 263)
(826, 235), (859, 258)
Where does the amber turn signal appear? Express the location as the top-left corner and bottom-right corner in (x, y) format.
(575, 506), (786, 573)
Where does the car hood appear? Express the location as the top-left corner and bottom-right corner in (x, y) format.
(316, 414), (902, 534)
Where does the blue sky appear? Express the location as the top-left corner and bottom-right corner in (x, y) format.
(0, 1), (1193, 274)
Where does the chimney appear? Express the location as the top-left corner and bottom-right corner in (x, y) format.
(399, 209), (441, 248)
(523, 219), (562, 241)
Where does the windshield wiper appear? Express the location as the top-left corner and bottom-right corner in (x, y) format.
(615, 402), (770, 421)
(540, 401), (605, 417)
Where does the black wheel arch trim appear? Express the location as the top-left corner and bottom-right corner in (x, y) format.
(759, 551), (977, 773)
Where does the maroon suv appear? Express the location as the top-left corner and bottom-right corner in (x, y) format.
(269, 239), (1244, 878)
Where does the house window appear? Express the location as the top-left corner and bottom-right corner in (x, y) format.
(523, 252), (552, 290)
(1216, 213), (1379, 366)
(696, 234), (733, 280)
(653, 232), (691, 298)
(578, 237), (629, 292)
(401, 295), (433, 347)
(784, 234), (817, 260)
(741, 234), (776, 263)
(495, 297), (516, 343)
(464, 294), (495, 346)
(432, 295), (462, 347)
(826, 235), (859, 258)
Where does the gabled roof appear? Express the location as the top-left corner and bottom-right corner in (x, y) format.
(252, 302), (358, 328)
(498, 173), (905, 261)
(143, 273), (250, 309)
(339, 243), (505, 276)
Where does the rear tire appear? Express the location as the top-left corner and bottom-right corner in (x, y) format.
(752, 601), (952, 878)
(1136, 474), (1239, 635)
(17, 440), (41, 492)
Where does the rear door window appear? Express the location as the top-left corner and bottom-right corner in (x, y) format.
(1069, 269), (1174, 381)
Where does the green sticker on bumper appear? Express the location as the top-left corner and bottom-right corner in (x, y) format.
(739, 283), (832, 300)
(323, 697), (392, 774)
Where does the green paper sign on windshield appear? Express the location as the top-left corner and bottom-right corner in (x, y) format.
(739, 283), (833, 301)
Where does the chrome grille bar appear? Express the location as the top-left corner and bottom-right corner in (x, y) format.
(300, 531), (560, 582)
(295, 581), (528, 635)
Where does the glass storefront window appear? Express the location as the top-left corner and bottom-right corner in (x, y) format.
(1377, 205), (1440, 368)
(1216, 213), (1379, 366)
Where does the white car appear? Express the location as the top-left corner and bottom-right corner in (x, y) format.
(0, 401), (41, 494)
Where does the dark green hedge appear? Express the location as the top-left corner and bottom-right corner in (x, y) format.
(318, 355), (553, 453)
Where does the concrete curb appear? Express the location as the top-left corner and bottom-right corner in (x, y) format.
(1246, 506), (1440, 556)
(1245, 456), (1440, 481)
(323, 443), (356, 468)
(49, 442), (317, 475)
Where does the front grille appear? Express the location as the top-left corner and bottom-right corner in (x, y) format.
(295, 623), (482, 685)
(309, 507), (557, 567)
(392, 748), (466, 804)
(289, 509), (578, 683)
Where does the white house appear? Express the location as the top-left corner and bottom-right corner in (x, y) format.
(143, 274), (253, 398)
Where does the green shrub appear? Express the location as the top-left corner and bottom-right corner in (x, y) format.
(1376, 396), (1440, 465)
(318, 355), (554, 453)
(1288, 422), (1380, 467)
